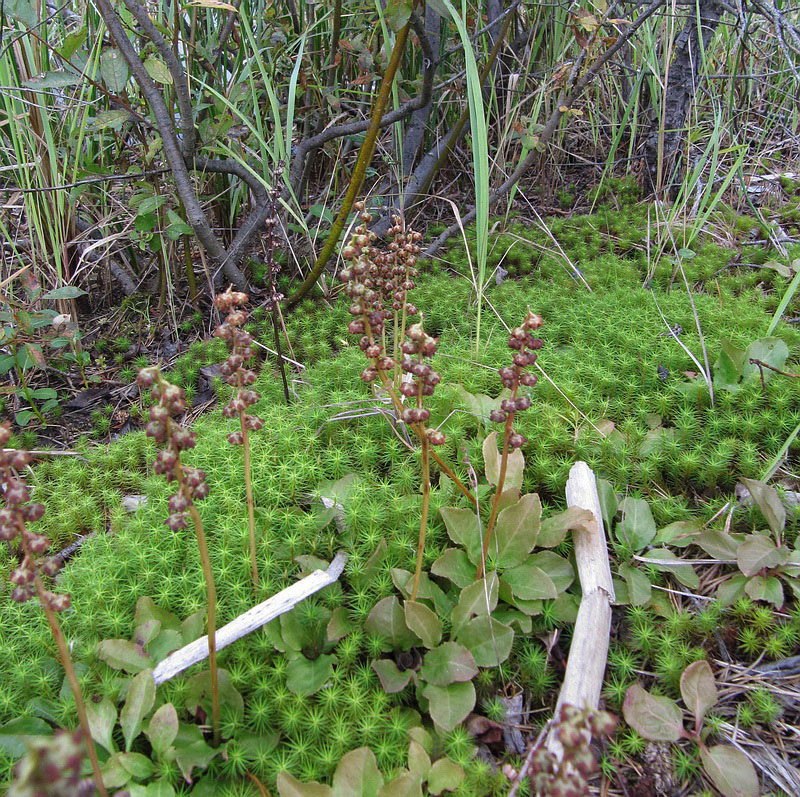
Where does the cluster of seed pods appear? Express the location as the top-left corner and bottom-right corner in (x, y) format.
(399, 320), (445, 446)
(340, 205), (424, 380)
(523, 705), (616, 797)
(137, 367), (209, 531)
(0, 422), (67, 610)
(10, 728), (85, 794)
(489, 310), (544, 448)
(374, 214), (421, 314)
(341, 204), (395, 382)
(213, 287), (263, 445)
(261, 167), (284, 312)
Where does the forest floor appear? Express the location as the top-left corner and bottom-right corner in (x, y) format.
(3, 183), (800, 796)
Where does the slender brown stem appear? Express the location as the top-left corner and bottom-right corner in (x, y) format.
(477, 405), (516, 579)
(187, 504), (220, 747)
(410, 434), (430, 602)
(429, 449), (476, 507)
(374, 369), (476, 506)
(246, 771), (271, 796)
(272, 309), (291, 404)
(750, 357), (800, 380)
(275, 304), (299, 369)
(240, 412), (258, 590)
(33, 576), (108, 797)
(326, 0), (342, 87)
(183, 234), (198, 306)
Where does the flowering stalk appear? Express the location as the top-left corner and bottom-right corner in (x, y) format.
(213, 287), (264, 590)
(341, 210), (462, 598)
(508, 705), (616, 797)
(477, 310), (543, 579)
(10, 729), (87, 795)
(400, 319), (442, 601)
(0, 423), (108, 796)
(340, 205), (476, 508)
(137, 368), (220, 747)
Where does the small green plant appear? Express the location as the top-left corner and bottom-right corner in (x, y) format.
(0, 283), (90, 426)
(709, 335), (789, 395)
(89, 595), (244, 792)
(478, 308), (543, 577)
(277, 729), (466, 796)
(366, 409), (591, 733)
(697, 478), (800, 608)
(623, 661), (759, 797)
(340, 207), (475, 598)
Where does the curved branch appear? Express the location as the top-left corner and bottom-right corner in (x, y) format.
(215, 0), (243, 61)
(436, 0), (519, 65)
(194, 157), (269, 204)
(371, 3), (442, 211)
(95, 0), (249, 290)
(287, 11), (434, 195)
(120, 0), (196, 159)
(371, 5), (514, 236)
(285, 22), (412, 307)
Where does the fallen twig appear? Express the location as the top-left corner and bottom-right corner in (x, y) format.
(151, 552), (347, 685)
(546, 461), (615, 758)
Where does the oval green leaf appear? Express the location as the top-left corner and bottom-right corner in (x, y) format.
(422, 681), (476, 732)
(456, 616), (513, 667)
(420, 642), (478, 687)
(622, 683), (683, 742)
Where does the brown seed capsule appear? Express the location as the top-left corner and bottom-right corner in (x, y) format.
(427, 429), (446, 446)
(508, 432), (527, 449)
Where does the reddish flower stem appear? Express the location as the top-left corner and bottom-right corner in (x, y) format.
(477, 389), (517, 579)
(410, 434), (430, 602)
(187, 502), (220, 748)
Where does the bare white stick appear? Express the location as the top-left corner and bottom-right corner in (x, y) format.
(546, 461), (615, 758)
(152, 552), (348, 685)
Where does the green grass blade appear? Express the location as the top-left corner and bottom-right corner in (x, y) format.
(440, 0), (489, 353)
(767, 265), (800, 336)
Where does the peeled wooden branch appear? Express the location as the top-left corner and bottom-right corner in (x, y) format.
(151, 552), (347, 685)
(546, 461), (615, 758)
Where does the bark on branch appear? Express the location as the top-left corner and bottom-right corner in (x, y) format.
(94, 0), (277, 291)
(286, 11), (435, 198)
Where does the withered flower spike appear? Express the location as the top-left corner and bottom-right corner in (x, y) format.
(139, 369), (209, 530)
(0, 423), (67, 610)
(213, 288), (263, 592)
(491, 312), (544, 448)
